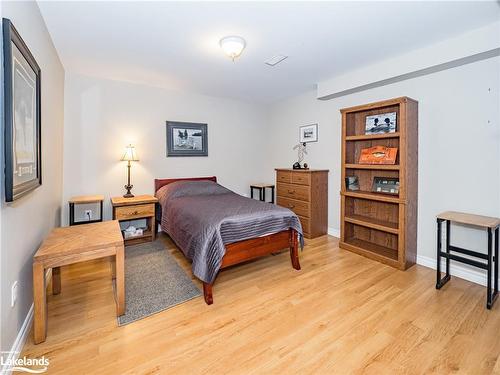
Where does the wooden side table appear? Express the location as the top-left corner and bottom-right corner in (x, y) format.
(436, 211), (500, 309)
(33, 220), (124, 344)
(111, 195), (158, 246)
(250, 184), (275, 203)
(69, 195), (104, 225)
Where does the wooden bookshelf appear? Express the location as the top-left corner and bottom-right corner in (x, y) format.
(340, 97), (418, 270)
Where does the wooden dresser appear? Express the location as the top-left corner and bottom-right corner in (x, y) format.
(275, 168), (329, 239)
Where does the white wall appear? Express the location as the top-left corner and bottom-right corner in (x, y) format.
(266, 56), (500, 282)
(317, 21), (500, 99)
(0, 0), (64, 356)
(62, 72), (269, 225)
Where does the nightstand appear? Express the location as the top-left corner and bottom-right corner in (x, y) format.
(111, 195), (158, 245)
(69, 195), (104, 225)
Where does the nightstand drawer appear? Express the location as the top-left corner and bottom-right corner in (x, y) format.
(115, 203), (154, 220)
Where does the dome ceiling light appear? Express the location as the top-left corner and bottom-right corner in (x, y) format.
(219, 36), (246, 61)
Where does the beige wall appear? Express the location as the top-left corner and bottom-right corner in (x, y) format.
(1, 1), (64, 354)
(62, 72), (270, 225)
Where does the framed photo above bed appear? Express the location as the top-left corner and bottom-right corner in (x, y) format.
(166, 121), (208, 157)
(3, 18), (42, 202)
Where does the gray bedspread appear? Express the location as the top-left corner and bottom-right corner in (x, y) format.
(156, 180), (303, 283)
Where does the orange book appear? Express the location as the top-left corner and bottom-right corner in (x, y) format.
(358, 146), (398, 165)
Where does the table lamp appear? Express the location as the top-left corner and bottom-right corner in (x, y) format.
(120, 144), (139, 198)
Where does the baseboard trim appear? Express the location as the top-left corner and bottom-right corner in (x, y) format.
(327, 227), (340, 239)
(1, 270), (51, 375)
(417, 254), (491, 287)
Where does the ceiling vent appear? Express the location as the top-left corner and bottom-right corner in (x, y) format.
(265, 55), (288, 67)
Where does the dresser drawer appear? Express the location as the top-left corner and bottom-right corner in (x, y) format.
(291, 173), (310, 186)
(277, 183), (310, 201)
(277, 197), (310, 218)
(277, 171), (292, 184)
(298, 216), (310, 234)
(115, 203), (155, 220)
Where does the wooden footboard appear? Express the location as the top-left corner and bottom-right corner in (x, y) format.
(202, 228), (300, 305)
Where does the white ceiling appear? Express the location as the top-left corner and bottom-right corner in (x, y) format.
(38, 1), (500, 103)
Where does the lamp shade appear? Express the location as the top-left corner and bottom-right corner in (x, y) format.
(120, 144), (139, 161)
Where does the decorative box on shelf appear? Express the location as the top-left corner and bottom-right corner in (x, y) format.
(111, 195), (158, 245)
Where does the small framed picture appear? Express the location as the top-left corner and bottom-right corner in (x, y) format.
(299, 124), (318, 143)
(345, 176), (359, 191)
(365, 112), (397, 135)
(3, 19), (42, 202)
(166, 121), (208, 157)
(372, 177), (399, 195)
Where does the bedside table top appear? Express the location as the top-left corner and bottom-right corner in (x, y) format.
(111, 195), (158, 207)
(69, 195), (104, 204)
(250, 183), (275, 188)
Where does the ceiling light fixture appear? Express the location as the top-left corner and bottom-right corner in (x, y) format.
(219, 36), (246, 61)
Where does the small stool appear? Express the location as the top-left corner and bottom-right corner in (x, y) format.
(436, 211), (500, 309)
(69, 195), (104, 226)
(250, 184), (275, 203)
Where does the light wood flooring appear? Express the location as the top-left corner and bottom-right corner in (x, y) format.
(22, 234), (500, 374)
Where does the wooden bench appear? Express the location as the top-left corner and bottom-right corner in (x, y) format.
(436, 211), (500, 309)
(33, 220), (125, 344)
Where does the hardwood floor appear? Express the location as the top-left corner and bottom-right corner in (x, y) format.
(22, 233), (500, 374)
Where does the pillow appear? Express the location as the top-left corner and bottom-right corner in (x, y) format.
(156, 180), (232, 204)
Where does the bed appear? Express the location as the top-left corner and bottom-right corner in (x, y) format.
(154, 176), (303, 304)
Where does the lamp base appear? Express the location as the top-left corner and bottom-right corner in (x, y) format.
(123, 184), (134, 198)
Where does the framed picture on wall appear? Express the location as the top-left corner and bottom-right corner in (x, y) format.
(3, 18), (42, 202)
(299, 123), (318, 143)
(166, 121), (208, 157)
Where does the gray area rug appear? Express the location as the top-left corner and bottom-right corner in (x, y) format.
(116, 240), (201, 326)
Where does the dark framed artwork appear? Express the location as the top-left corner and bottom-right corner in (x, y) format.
(3, 18), (42, 202)
(166, 121), (208, 157)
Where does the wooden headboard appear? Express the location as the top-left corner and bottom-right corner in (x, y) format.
(154, 176), (217, 193)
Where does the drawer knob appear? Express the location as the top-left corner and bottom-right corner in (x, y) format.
(289, 204), (295, 209)
(133, 210), (138, 215)
(288, 190), (295, 194)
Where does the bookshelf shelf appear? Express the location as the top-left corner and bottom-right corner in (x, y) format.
(345, 132), (400, 141)
(345, 164), (400, 171)
(340, 97), (418, 270)
(341, 190), (402, 203)
(344, 214), (399, 234)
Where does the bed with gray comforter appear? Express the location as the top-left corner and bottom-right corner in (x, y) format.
(156, 180), (303, 283)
